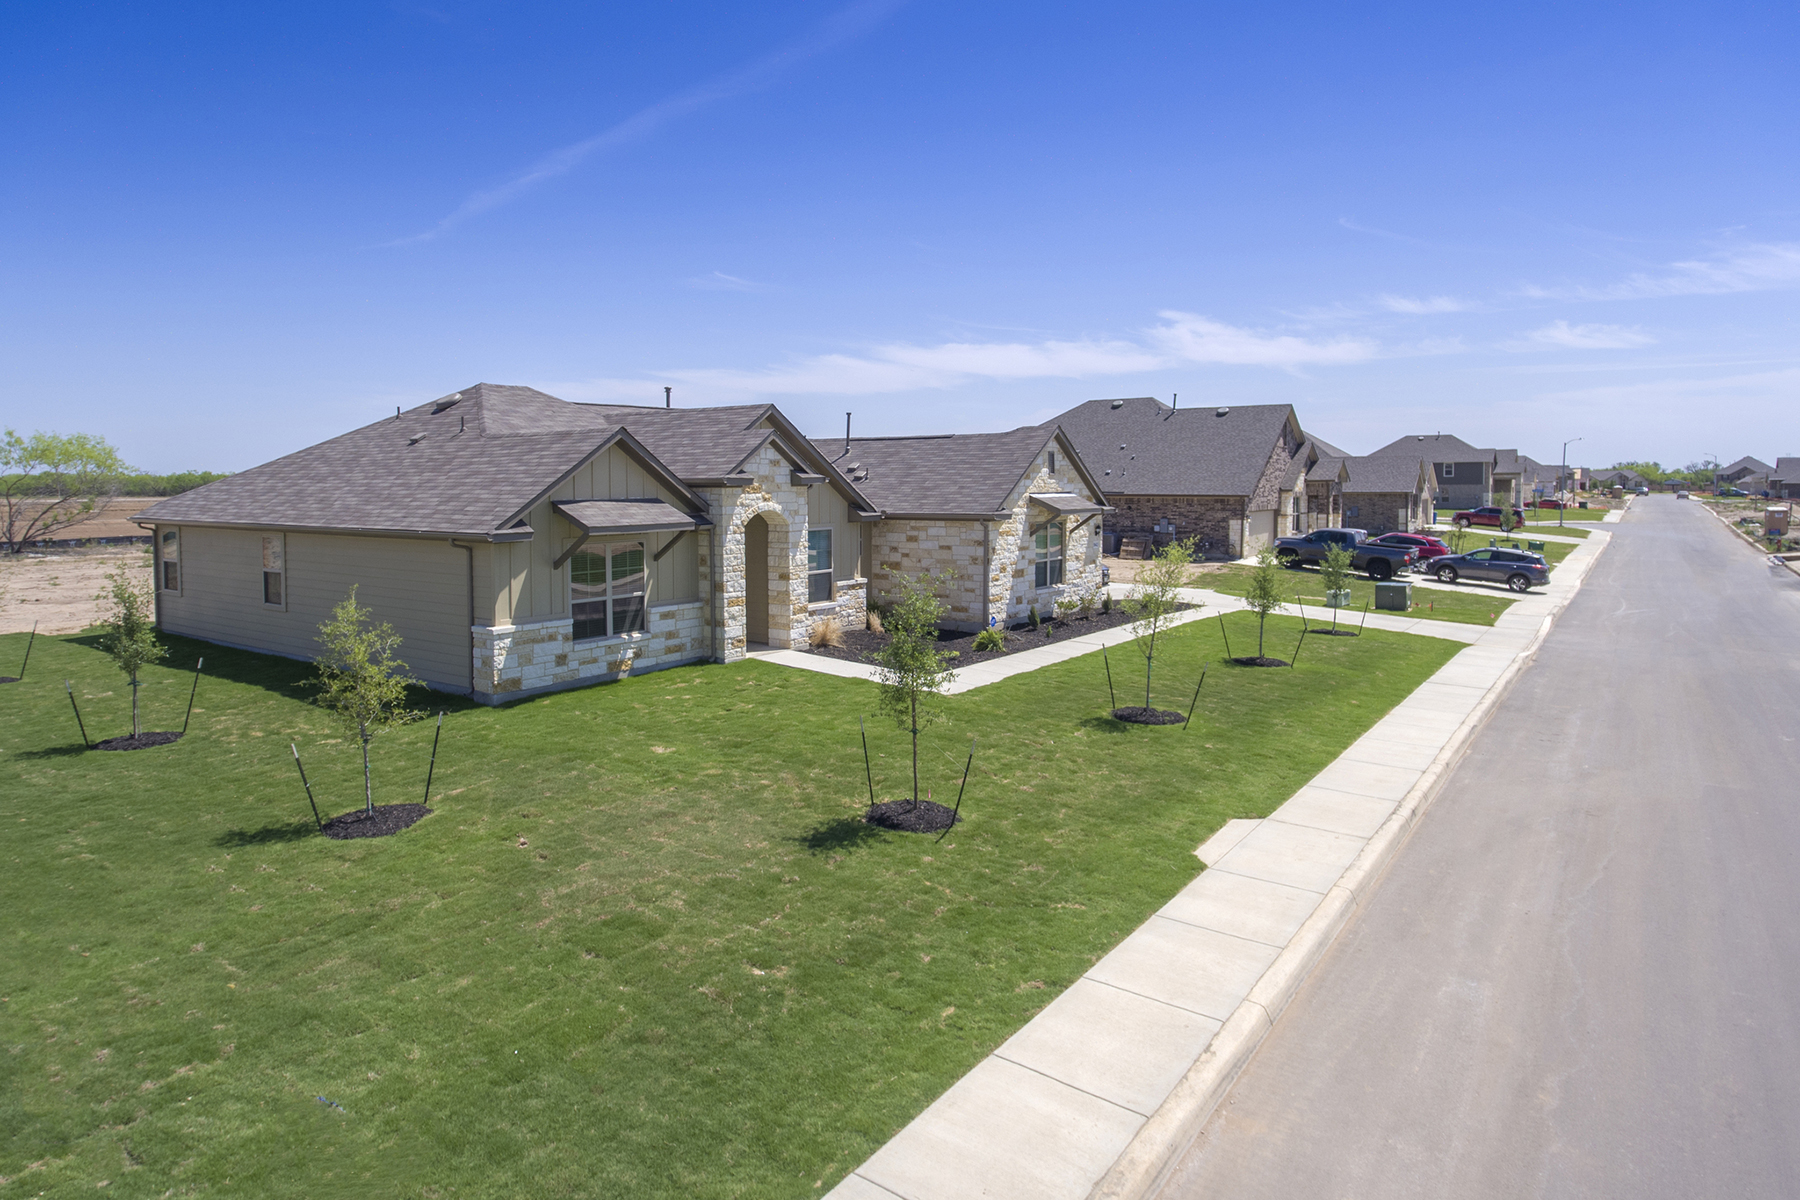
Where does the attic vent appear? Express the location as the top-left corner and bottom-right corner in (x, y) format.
(1215, 407), (1230, 417)
(432, 392), (463, 413)
(408, 433), (428, 446)
(1110, 399), (1124, 409)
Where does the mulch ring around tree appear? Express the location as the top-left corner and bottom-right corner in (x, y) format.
(865, 799), (962, 833)
(1228, 656), (1290, 668)
(1304, 628), (1359, 637)
(94, 731), (184, 751)
(322, 804), (432, 840)
(0, 676), (19, 684)
(804, 604), (1192, 667)
(1111, 706), (1187, 725)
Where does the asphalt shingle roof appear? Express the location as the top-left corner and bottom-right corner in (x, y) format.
(1341, 454), (1430, 494)
(1368, 433), (1495, 463)
(136, 384), (850, 538)
(826, 425), (1060, 516)
(1053, 397), (1297, 496)
(1724, 455), (1774, 476)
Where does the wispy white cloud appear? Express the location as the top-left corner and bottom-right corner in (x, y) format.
(1377, 293), (1470, 314)
(551, 312), (1380, 402)
(388, 0), (905, 245)
(1519, 242), (1800, 302)
(1147, 312), (1376, 366)
(1505, 320), (1656, 351)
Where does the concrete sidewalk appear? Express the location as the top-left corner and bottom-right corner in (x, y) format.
(747, 573), (1511, 694)
(825, 529), (1614, 1200)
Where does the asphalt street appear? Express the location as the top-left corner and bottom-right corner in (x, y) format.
(1163, 496), (1800, 1199)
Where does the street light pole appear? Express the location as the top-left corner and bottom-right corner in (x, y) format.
(1560, 437), (1582, 528)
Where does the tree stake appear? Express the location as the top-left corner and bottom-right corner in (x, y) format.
(65, 680), (92, 748)
(292, 743), (323, 831)
(422, 710), (444, 804)
(1184, 664), (1209, 730)
(181, 657), (205, 734)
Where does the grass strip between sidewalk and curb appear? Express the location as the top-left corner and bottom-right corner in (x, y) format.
(1085, 538), (1611, 1200)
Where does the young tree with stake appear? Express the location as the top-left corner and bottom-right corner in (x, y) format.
(1123, 537), (1199, 708)
(99, 573), (165, 737)
(870, 571), (958, 811)
(1318, 542), (1354, 632)
(313, 586), (418, 816)
(1243, 546), (1288, 660)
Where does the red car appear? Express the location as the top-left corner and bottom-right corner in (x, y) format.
(1527, 498), (1568, 509)
(1369, 531), (1451, 560)
(1451, 506), (1526, 529)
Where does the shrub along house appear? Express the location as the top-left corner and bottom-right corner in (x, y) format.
(826, 423), (1110, 630)
(1055, 397), (1319, 558)
(138, 384), (887, 702)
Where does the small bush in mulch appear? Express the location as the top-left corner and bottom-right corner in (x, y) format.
(1228, 656), (1290, 668)
(321, 804), (432, 839)
(94, 731), (184, 751)
(865, 799), (961, 833)
(1111, 706), (1187, 725)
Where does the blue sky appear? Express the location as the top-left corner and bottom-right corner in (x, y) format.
(4, 1), (1797, 472)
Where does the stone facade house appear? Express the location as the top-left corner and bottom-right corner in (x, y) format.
(1309, 455), (1436, 536)
(137, 384), (888, 703)
(827, 424), (1109, 630)
(1055, 397), (1318, 558)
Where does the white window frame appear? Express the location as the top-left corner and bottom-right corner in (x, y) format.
(158, 527), (181, 594)
(807, 528), (833, 603)
(261, 533), (286, 610)
(1033, 523), (1065, 589)
(570, 541), (648, 641)
(1442, 463), (1456, 478)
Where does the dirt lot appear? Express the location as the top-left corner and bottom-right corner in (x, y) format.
(0, 545), (153, 634)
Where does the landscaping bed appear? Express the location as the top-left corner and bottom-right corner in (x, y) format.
(2, 623), (1457, 1198)
(804, 603), (1189, 667)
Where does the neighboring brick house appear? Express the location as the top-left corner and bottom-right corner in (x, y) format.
(1368, 434), (1523, 510)
(1320, 455), (1436, 536)
(827, 424), (1109, 631)
(1721, 456), (1773, 485)
(1763, 459), (1800, 498)
(1592, 468), (1647, 490)
(1300, 436), (1349, 531)
(1055, 397), (1319, 558)
(137, 384), (892, 703)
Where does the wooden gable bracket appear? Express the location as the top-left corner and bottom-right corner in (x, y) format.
(1067, 513), (1099, 537)
(552, 533), (592, 572)
(652, 529), (688, 562)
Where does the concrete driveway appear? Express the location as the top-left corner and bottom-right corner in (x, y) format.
(1162, 495), (1800, 1199)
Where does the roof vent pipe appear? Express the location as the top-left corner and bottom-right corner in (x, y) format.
(845, 412), (852, 455)
(396, 406), (401, 420)
(665, 386), (672, 409)
(1172, 392), (1178, 412)
(1216, 406), (1230, 417)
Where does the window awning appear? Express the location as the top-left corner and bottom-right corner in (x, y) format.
(1028, 492), (1110, 517)
(552, 499), (710, 536)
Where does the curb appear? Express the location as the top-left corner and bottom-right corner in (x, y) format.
(1085, 558), (1599, 1199)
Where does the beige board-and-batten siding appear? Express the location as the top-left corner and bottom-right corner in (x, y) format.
(490, 444), (700, 627)
(153, 524), (473, 694)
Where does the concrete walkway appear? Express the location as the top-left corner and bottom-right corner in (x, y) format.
(825, 531), (1613, 1200)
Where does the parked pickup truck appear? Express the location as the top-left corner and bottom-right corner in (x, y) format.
(1272, 528), (1416, 580)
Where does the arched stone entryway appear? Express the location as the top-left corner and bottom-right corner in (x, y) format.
(745, 512), (771, 644)
(742, 508), (800, 649)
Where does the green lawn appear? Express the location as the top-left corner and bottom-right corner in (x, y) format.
(1191, 563), (1516, 626)
(1, 624), (1457, 1198)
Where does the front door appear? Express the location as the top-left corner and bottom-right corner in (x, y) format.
(745, 515), (769, 644)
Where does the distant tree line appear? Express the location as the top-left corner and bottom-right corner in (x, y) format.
(2, 427), (228, 552)
(1606, 459), (1721, 486)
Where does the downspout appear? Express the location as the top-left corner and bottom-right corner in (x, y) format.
(981, 519), (991, 627)
(450, 539), (476, 697)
